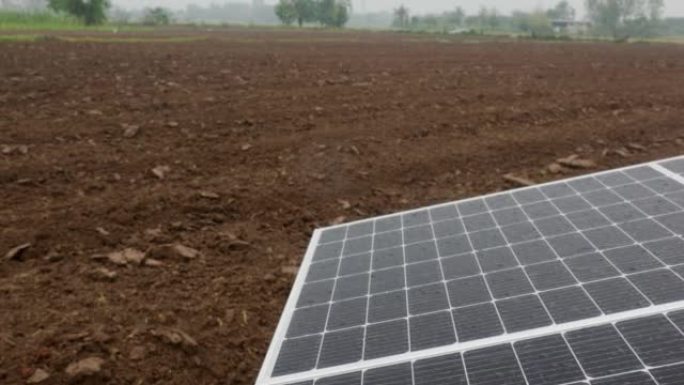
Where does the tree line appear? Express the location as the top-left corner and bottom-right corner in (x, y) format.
(274, 0), (351, 28)
(392, 0), (667, 40)
(586, 0), (665, 39)
(2, 0), (677, 40)
(0, 0), (174, 26)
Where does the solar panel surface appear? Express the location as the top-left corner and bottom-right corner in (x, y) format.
(282, 310), (684, 385)
(258, 156), (684, 385)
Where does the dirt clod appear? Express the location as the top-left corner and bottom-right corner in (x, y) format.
(627, 143), (647, 152)
(557, 155), (597, 169)
(547, 163), (566, 174)
(122, 124), (141, 138)
(151, 165), (171, 180)
(107, 248), (145, 266)
(64, 357), (105, 379)
(5, 243), (31, 261)
(144, 258), (164, 267)
(503, 173), (536, 187)
(90, 267), (118, 281)
(199, 191), (220, 200)
(151, 328), (198, 351)
(148, 243), (200, 261)
(26, 369), (49, 384)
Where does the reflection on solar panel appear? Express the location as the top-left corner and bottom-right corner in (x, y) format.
(257, 156), (684, 385)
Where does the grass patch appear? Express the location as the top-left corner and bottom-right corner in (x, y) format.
(639, 36), (684, 44)
(0, 33), (41, 42)
(59, 35), (208, 43)
(0, 10), (150, 32)
(0, 10), (84, 30)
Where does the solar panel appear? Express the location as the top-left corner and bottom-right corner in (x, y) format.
(257, 156), (684, 385)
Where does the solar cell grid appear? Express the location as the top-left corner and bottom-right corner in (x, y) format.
(259, 156), (684, 385)
(283, 311), (684, 385)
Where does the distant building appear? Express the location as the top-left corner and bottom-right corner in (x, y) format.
(551, 20), (591, 35)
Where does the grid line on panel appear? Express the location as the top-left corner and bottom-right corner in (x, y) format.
(537, 184), (626, 319)
(314, 226), (350, 370)
(292, 245), (684, 343)
(557, 333), (592, 383)
(426, 208), (460, 343)
(310, 173), (684, 277)
(502, 191), (574, 326)
(666, 313), (684, 339)
(409, 357), (417, 385)
(313, 158), (681, 242)
(508, 341), (533, 385)
(458, 353), (472, 385)
(400, 214), (413, 353)
(286, 258), (684, 339)
(300, 231), (682, 307)
(297, 310), (684, 385)
(292, 253), (684, 344)
(653, 162), (684, 187)
(271, 301), (684, 385)
(453, 202), (509, 343)
(578, 171), (683, 309)
(618, 173), (684, 221)
(361, 220), (377, 362)
(556, 175), (655, 304)
(286, 260), (684, 340)
(609, 320), (661, 384)
(304, 227), (682, 287)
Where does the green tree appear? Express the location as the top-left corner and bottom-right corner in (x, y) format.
(586, 0), (665, 39)
(143, 7), (172, 25)
(293, 0), (316, 27)
(317, 0), (350, 28)
(48, 0), (110, 25)
(274, 0), (350, 28)
(547, 1), (576, 20)
(392, 4), (410, 29)
(275, 0), (297, 25)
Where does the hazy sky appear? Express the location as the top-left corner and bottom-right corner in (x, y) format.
(114, 0), (684, 17)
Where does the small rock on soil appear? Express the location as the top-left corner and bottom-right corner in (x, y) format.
(64, 357), (105, 379)
(26, 369), (49, 384)
(5, 243), (31, 261)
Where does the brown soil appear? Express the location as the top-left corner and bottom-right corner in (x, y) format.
(1, 28), (684, 385)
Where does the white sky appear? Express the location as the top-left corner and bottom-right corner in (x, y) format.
(113, 0), (684, 17)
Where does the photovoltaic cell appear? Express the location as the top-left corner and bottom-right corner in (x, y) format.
(651, 363), (684, 385)
(409, 311), (455, 350)
(260, 156), (684, 385)
(413, 354), (467, 385)
(464, 344), (527, 385)
(452, 303), (503, 341)
(514, 334), (584, 385)
(565, 324), (642, 377)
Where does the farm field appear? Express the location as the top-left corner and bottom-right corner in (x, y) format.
(1, 28), (684, 384)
